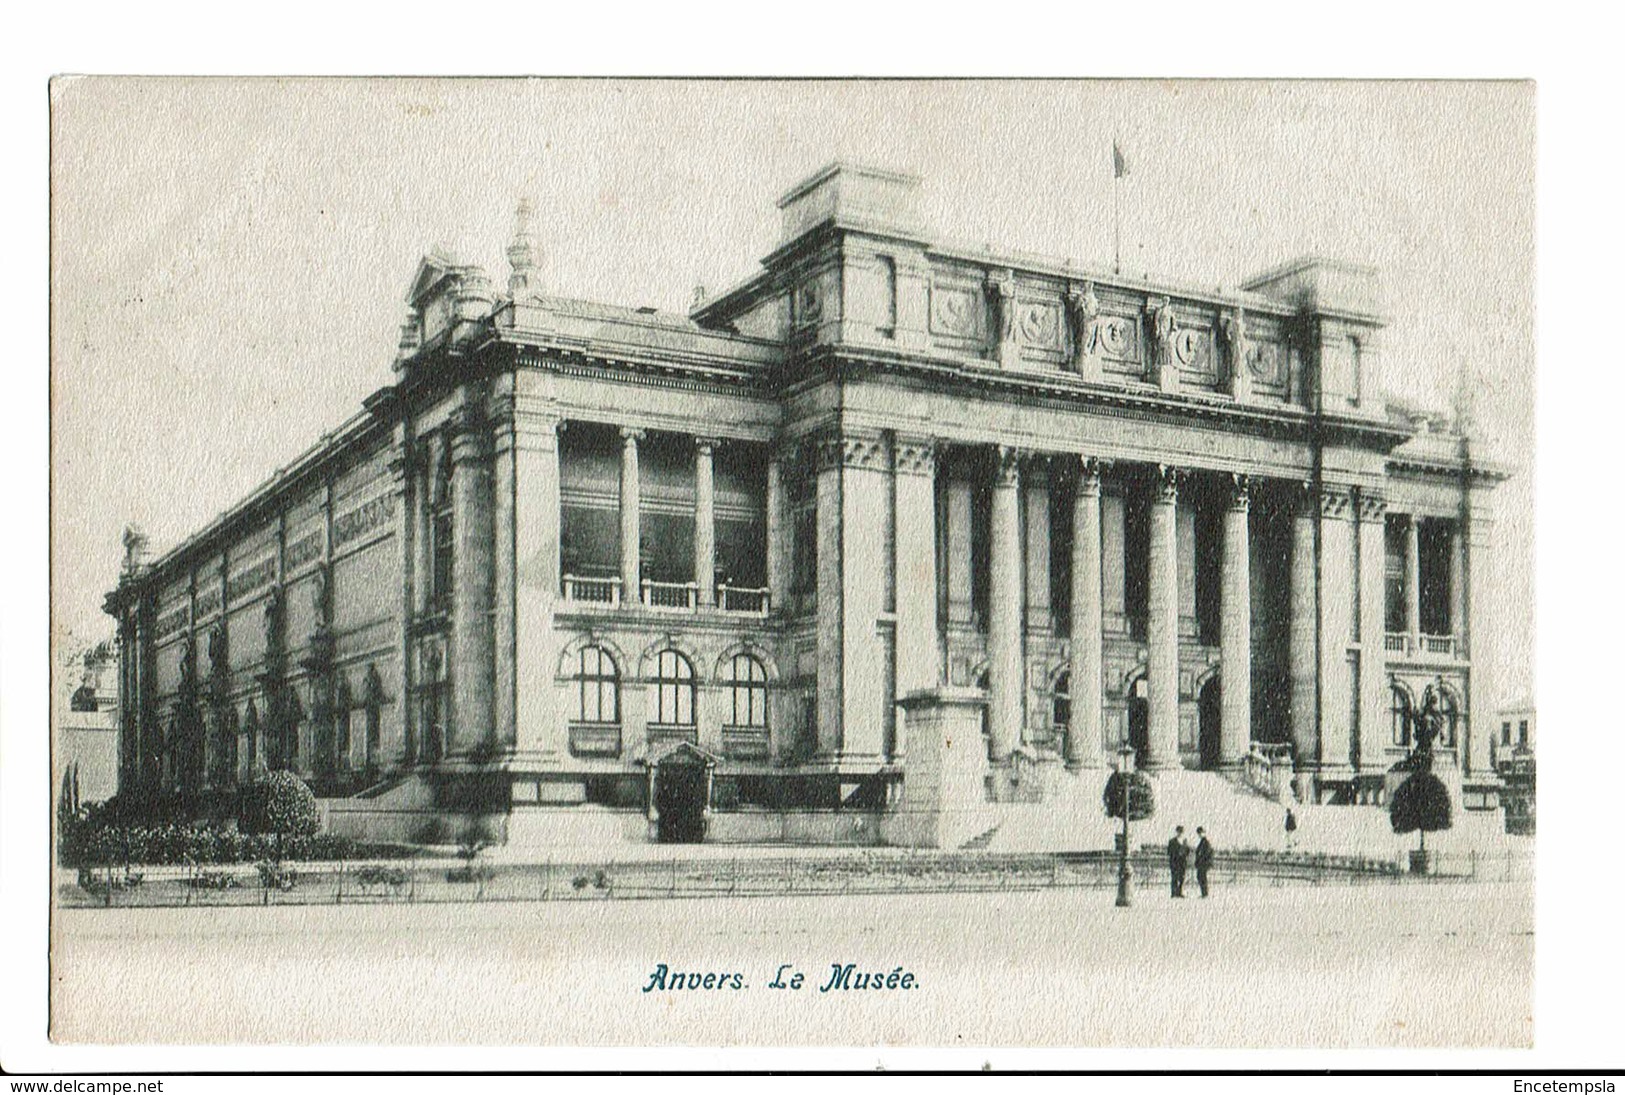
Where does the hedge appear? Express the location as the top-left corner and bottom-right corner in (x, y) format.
(58, 817), (359, 868)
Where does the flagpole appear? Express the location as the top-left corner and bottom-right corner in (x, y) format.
(1113, 174), (1122, 276)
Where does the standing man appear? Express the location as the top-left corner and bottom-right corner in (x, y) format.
(1194, 827), (1214, 898)
(1167, 826), (1191, 898)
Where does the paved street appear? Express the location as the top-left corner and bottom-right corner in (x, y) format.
(51, 880), (1532, 1048)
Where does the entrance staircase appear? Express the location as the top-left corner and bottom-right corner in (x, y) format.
(966, 765), (1511, 858)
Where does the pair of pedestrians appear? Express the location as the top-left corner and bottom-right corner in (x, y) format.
(1166, 826), (1215, 898)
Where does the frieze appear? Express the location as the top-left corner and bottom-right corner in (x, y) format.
(929, 283), (984, 340)
(1088, 313), (1141, 364)
(1357, 493), (1388, 522)
(1246, 340), (1287, 388)
(193, 588), (222, 622)
(1173, 326), (1214, 374)
(333, 491), (397, 548)
(285, 527), (325, 572)
(154, 605), (191, 641)
(1015, 298), (1062, 350)
(226, 556), (277, 602)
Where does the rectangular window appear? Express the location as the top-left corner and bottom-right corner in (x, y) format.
(1502, 721), (1512, 747)
(1518, 720), (1529, 748)
(430, 508), (453, 606)
(1384, 518), (1407, 632)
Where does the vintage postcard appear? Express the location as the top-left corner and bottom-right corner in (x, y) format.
(46, 77), (1536, 1057)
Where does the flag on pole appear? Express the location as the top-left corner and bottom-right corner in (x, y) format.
(1113, 140), (1130, 179)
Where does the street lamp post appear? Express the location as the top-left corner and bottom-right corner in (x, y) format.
(1116, 743), (1136, 908)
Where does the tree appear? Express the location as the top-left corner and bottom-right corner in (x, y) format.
(1390, 769), (1452, 853)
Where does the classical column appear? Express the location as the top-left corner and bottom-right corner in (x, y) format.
(1289, 484), (1319, 774)
(389, 425), (413, 768)
(1101, 489), (1127, 633)
(765, 451), (786, 613)
(987, 446), (1025, 761)
(1356, 491), (1389, 773)
(619, 428), (643, 603)
(1317, 486), (1354, 774)
(694, 437), (717, 606)
(814, 437), (844, 756)
(1067, 458), (1104, 769)
(1219, 474), (1251, 767)
(514, 404), (563, 758)
(1145, 466), (1181, 770)
(1463, 485), (1498, 776)
(450, 402), (495, 753)
(945, 465), (975, 627)
(1024, 460), (1052, 633)
(1177, 496), (1198, 640)
(894, 435), (940, 701)
(814, 429), (890, 762)
(491, 397), (516, 748)
(1405, 514), (1422, 648)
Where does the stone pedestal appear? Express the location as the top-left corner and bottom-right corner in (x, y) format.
(883, 687), (990, 848)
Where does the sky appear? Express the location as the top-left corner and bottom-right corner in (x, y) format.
(49, 78), (1535, 701)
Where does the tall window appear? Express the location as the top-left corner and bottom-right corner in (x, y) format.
(1391, 686), (1411, 747)
(334, 675), (354, 771)
(728, 654), (768, 728)
(655, 649), (696, 726)
(1501, 721), (1512, 747)
(574, 645), (620, 724)
(1518, 720), (1529, 748)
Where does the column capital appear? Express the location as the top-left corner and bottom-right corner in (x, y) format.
(894, 434), (938, 478)
(1227, 472), (1251, 511)
(816, 429), (887, 472)
(694, 435), (721, 455)
(619, 426), (645, 445)
(993, 445), (1023, 487)
(1318, 484), (1354, 520)
(1152, 464), (1183, 505)
(1356, 491), (1387, 522)
(1077, 455), (1104, 496)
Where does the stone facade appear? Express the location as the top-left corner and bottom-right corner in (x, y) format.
(104, 162), (1511, 843)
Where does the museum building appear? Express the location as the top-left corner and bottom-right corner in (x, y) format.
(104, 163), (1508, 844)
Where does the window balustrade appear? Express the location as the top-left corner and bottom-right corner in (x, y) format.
(721, 725), (770, 761)
(560, 573), (770, 616)
(562, 573), (622, 605)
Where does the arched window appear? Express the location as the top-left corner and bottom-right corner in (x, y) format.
(1391, 685), (1412, 747)
(1425, 685), (1462, 748)
(655, 649), (695, 726)
(1052, 671), (1072, 732)
(574, 645), (620, 723)
(727, 654), (768, 728)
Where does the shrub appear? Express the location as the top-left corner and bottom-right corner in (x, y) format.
(353, 865), (409, 891)
(1390, 770), (1453, 851)
(1102, 770), (1156, 822)
(189, 870), (242, 890)
(457, 818), (495, 862)
(412, 817), (450, 846)
(256, 860), (299, 891)
(240, 771), (321, 843)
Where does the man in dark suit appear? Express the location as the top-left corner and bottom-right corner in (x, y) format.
(1167, 826), (1191, 897)
(1194, 827), (1214, 898)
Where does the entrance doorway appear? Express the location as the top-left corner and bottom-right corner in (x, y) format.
(1198, 677), (1222, 769)
(653, 750), (711, 844)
